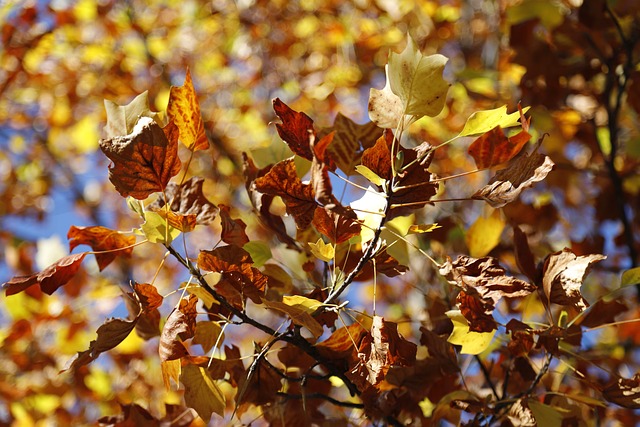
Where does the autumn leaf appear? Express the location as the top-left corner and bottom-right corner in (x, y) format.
(149, 176), (219, 225)
(317, 322), (368, 361)
(465, 212), (505, 258)
(167, 67), (209, 151)
(219, 204), (249, 246)
(104, 91), (159, 138)
(99, 117), (182, 200)
(159, 295), (198, 362)
(67, 225), (136, 271)
(468, 126), (531, 169)
(192, 321), (224, 353)
(458, 105), (531, 138)
(513, 225), (537, 282)
(253, 157), (317, 230)
(180, 364), (225, 421)
(541, 248), (606, 311)
(262, 297), (324, 339)
(157, 210), (197, 232)
(602, 374), (640, 409)
(132, 282), (163, 311)
(3, 252), (87, 296)
(446, 310), (496, 355)
(472, 150), (555, 208)
(308, 238), (335, 262)
(272, 98), (315, 160)
(368, 74), (405, 129)
(64, 316), (138, 371)
(312, 207), (361, 244)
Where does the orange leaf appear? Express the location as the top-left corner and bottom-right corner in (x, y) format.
(167, 67), (209, 151)
(3, 252), (87, 296)
(272, 98), (315, 160)
(159, 295), (198, 362)
(133, 282), (163, 311)
(68, 225), (135, 271)
(99, 117), (182, 199)
(361, 130), (394, 181)
(468, 126), (531, 169)
(312, 207), (361, 244)
(253, 158), (317, 230)
(149, 176), (218, 225)
(219, 204), (249, 246)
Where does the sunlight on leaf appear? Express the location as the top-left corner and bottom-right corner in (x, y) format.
(446, 310), (496, 355)
(167, 67), (209, 151)
(104, 91), (159, 138)
(309, 238), (335, 262)
(243, 241), (272, 268)
(408, 223), (441, 234)
(140, 211), (181, 244)
(465, 212), (505, 257)
(181, 365), (225, 421)
(459, 105), (530, 138)
(355, 165), (386, 186)
(621, 266), (640, 288)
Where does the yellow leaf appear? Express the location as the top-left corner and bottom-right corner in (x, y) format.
(262, 298), (324, 339)
(193, 321), (224, 353)
(309, 238), (335, 262)
(180, 365), (225, 421)
(140, 211), (181, 244)
(465, 211), (505, 257)
(282, 295), (324, 313)
(161, 359), (181, 391)
(459, 105), (530, 137)
(408, 223), (441, 234)
(446, 310), (496, 355)
(355, 164), (386, 186)
(167, 68), (209, 151)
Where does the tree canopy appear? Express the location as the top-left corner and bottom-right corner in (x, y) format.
(1, 0), (640, 425)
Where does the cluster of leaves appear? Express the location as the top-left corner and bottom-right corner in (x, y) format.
(2, 0), (640, 426)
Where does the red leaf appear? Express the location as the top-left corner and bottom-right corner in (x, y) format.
(4, 252), (87, 296)
(468, 126), (531, 169)
(99, 117), (181, 199)
(68, 225), (135, 271)
(272, 98), (315, 160)
(149, 176), (218, 225)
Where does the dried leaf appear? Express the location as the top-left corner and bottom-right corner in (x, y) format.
(513, 225), (537, 282)
(579, 299), (628, 328)
(67, 226), (135, 271)
(361, 131), (394, 180)
(272, 98), (315, 160)
(149, 176), (218, 225)
(192, 321), (224, 353)
(472, 151), (555, 208)
(99, 117), (182, 200)
(262, 297), (324, 339)
(542, 248), (606, 311)
(133, 282), (163, 311)
(219, 204), (249, 246)
(253, 158), (317, 230)
(368, 74), (404, 128)
(4, 252), (87, 296)
(167, 67), (209, 151)
(317, 322), (368, 361)
(468, 126), (531, 169)
(65, 317), (137, 371)
(104, 91), (159, 138)
(159, 295), (198, 362)
(312, 207), (361, 244)
(603, 374), (640, 408)
(180, 364), (225, 421)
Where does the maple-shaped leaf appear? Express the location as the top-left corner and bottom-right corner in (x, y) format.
(67, 225), (135, 271)
(218, 204), (249, 246)
(180, 364), (225, 421)
(198, 245), (267, 304)
(243, 154), (299, 249)
(104, 91), (159, 138)
(312, 207), (361, 244)
(468, 126), (531, 169)
(352, 316), (417, 387)
(603, 374), (640, 409)
(472, 150), (555, 208)
(99, 117), (182, 200)
(541, 248), (606, 311)
(272, 98), (315, 160)
(64, 316), (138, 371)
(361, 130), (394, 180)
(440, 255), (535, 332)
(159, 295), (198, 362)
(3, 252), (87, 296)
(253, 157), (317, 230)
(149, 176), (218, 225)
(318, 113), (381, 175)
(167, 67), (209, 151)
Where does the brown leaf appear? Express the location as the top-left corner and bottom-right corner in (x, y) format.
(3, 252), (87, 296)
(261, 298), (324, 339)
(468, 126), (531, 169)
(243, 153), (299, 249)
(361, 130), (393, 181)
(312, 207), (361, 244)
(68, 225), (135, 271)
(133, 282), (163, 311)
(456, 290), (498, 332)
(219, 204), (249, 246)
(579, 299), (628, 328)
(541, 248), (606, 311)
(318, 113), (382, 175)
(316, 322), (368, 362)
(167, 67), (209, 151)
(64, 317), (138, 371)
(603, 374), (640, 409)
(159, 295), (198, 362)
(272, 98), (315, 160)
(506, 319), (534, 356)
(513, 225), (537, 282)
(198, 245), (267, 304)
(253, 157), (317, 230)
(440, 255), (536, 332)
(236, 357), (282, 408)
(149, 176), (218, 225)
(99, 117), (182, 200)
(472, 150), (555, 208)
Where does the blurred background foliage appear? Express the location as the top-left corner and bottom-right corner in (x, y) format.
(0, 0), (639, 425)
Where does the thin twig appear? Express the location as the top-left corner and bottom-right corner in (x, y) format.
(275, 392), (364, 409)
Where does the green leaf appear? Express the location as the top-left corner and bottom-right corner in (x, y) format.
(104, 91), (159, 138)
(355, 165), (386, 186)
(309, 238), (335, 262)
(446, 310), (496, 355)
(140, 211), (181, 244)
(621, 267), (640, 288)
(180, 365), (225, 422)
(388, 35), (449, 118)
(459, 105), (530, 138)
(528, 400), (565, 427)
(242, 241), (272, 268)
